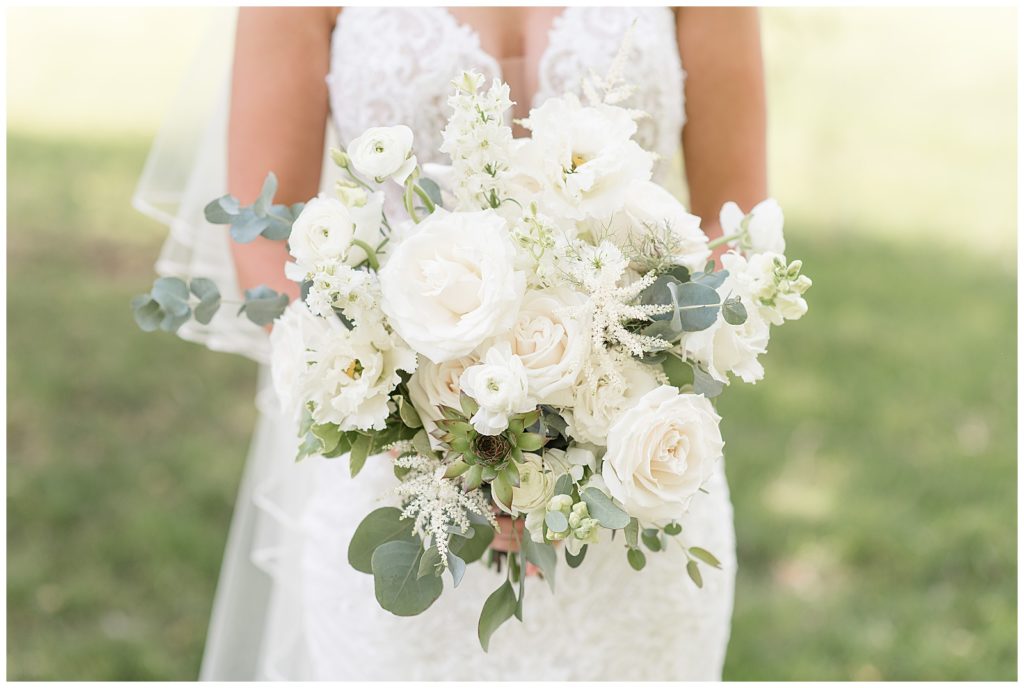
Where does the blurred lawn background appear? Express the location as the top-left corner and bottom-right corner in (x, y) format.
(6, 6), (1017, 681)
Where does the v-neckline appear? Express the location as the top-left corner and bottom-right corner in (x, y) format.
(438, 6), (570, 112)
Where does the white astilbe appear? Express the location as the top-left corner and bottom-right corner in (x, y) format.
(440, 71), (516, 210)
(305, 261), (380, 325)
(581, 20), (647, 120)
(563, 241), (671, 359)
(394, 454), (497, 567)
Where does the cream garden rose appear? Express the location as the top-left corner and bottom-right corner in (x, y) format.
(378, 209), (526, 363)
(495, 287), (590, 405)
(346, 125), (417, 185)
(407, 353), (479, 445)
(602, 386), (724, 523)
(563, 357), (661, 446)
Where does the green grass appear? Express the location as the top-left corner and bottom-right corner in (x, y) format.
(7, 134), (1016, 680)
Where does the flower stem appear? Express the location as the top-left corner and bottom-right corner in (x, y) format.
(412, 184), (436, 214)
(350, 239), (380, 270)
(706, 231), (745, 250)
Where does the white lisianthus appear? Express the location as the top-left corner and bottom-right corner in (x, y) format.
(268, 300), (324, 423)
(304, 317), (417, 431)
(520, 93), (653, 220)
(459, 343), (534, 435)
(564, 357), (661, 446)
(346, 125), (417, 185)
(496, 287), (590, 405)
(407, 353), (479, 446)
(607, 179), (711, 273)
(285, 192), (384, 281)
(378, 209), (526, 363)
(602, 386), (723, 523)
(720, 198), (786, 256)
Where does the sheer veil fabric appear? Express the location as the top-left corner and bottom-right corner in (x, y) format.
(136, 7), (736, 680)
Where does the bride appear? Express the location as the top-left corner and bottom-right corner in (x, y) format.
(137, 6), (766, 680)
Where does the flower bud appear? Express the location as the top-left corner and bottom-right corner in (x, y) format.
(330, 147), (350, 168)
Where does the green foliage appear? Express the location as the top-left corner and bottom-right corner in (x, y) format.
(203, 172), (304, 243)
(689, 546), (722, 569)
(347, 507), (416, 574)
(478, 580), (517, 652)
(581, 487), (630, 529)
(627, 548), (647, 571)
(565, 545), (588, 568)
(522, 538), (557, 593)
(371, 540), (443, 616)
(686, 560), (703, 589)
(449, 522), (494, 565)
(237, 285), (289, 326)
(721, 295), (748, 326)
(189, 278), (221, 325)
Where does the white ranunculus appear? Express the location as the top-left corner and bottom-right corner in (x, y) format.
(496, 287), (590, 405)
(304, 316), (417, 432)
(521, 93), (653, 220)
(509, 453), (554, 516)
(407, 353), (479, 446)
(378, 209), (526, 363)
(680, 261), (771, 384)
(346, 125), (417, 185)
(268, 300), (324, 423)
(459, 343), (534, 435)
(563, 357), (661, 446)
(285, 193), (384, 281)
(606, 179), (711, 273)
(602, 386), (724, 523)
(720, 198), (786, 256)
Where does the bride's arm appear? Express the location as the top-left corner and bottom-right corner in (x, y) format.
(228, 7), (338, 301)
(675, 7), (767, 258)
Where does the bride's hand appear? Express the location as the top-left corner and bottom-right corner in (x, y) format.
(491, 515), (550, 577)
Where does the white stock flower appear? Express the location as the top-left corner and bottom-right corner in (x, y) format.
(378, 209), (526, 363)
(721, 251), (811, 326)
(346, 125), (417, 185)
(520, 93), (653, 220)
(285, 193), (384, 281)
(607, 179), (711, 273)
(720, 198), (786, 256)
(602, 386), (723, 523)
(564, 356), (661, 446)
(459, 343), (534, 435)
(407, 353), (479, 446)
(304, 315), (417, 431)
(496, 287), (590, 405)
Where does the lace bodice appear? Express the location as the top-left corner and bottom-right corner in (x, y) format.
(327, 6), (686, 180)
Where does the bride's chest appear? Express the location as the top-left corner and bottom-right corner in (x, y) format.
(326, 7), (686, 169)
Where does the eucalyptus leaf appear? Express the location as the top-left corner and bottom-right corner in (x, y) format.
(693, 365), (726, 399)
(691, 269), (728, 290)
(565, 544), (587, 568)
(641, 528), (663, 552)
(417, 545), (442, 579)
(446, 551), (467, 588)
(686, 559), (704, 588)
(151, 277), (190, 317)
(349, 434), (371, 478)
(624, 518), (639, 549)
(239, 285), (289, 326)
(721, 295), (748, 325)
(581, 487), (630, 529)
(662, 354), (694, 389)
(627, 547), (647, 571)
(347, 507), (416, 574)
(418, 177), (444, 208)
(131, 295), (163, 332)
(545, 510), (568, 534)
(522, 538), (557, 593)
(478, 580), (517, 651)
(450, 520), (494, 564)
(203, 195), (239, 224)
(664, 522), (683, 536)
(254, 172), (279, 215)
(190, 277), (221, 325)
(159, 308), (191, 333)
(229, 210), (271, 243)
(688, 546), (722, 569)
(672, 281), (721, 332)
(371, 540), (443, 616)
(553, 473), (573, 497)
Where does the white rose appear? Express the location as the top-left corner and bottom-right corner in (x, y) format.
(346, 125), (417, 185)
(564, 357), (661, 446)
(268, 300), (324, 423)
(496, 287), (590, 405)
(459, 343), (534, 435)
(407, 353), (479, 446)
(720, 198), (786, 256)
(520, 94), (653, 220)
(378, 209), (526, 363)
(285, 193), (384, 281)
(680, 262), (771, 384)
(602, 386), (723, 523)
(304, 316), (417, 431)
(607, 180), (711, 273)
(509, 453), (554, 516)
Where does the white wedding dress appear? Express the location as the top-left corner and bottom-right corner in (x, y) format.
(135, 7), (736, 681)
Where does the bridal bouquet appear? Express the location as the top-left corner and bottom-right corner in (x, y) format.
(133, 56), (810, 650)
